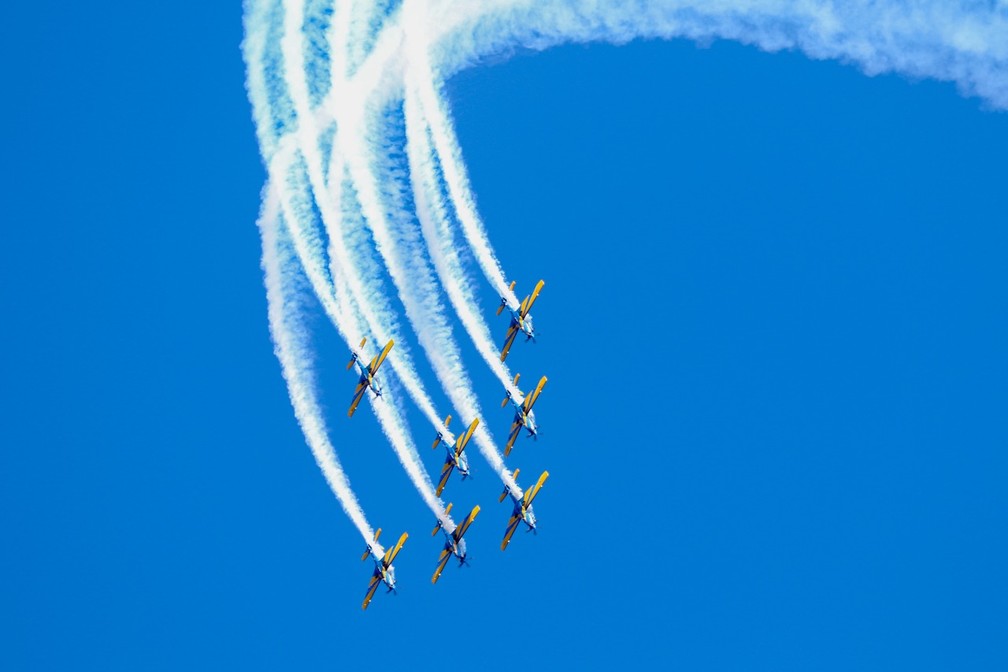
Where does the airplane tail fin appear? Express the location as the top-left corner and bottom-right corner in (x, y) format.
(362, 528), (381, 561)
(496, 281), (517, 315)
(502, 373), (520, 407)
(431, 503), (453, 536)
(499, 469), (519, 502)
(432, 415), (452, 449)
(347, 338), (367, 370)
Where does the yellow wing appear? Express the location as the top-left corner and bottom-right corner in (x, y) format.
(500, 323), (519, 362)
(522, 376), (547, 413)
(524, 470), (549, 507)
(504, 420), (522, 456)
(382, 532), (408, 569)
(501, 514), (522, 551)
(452, 504), (480, 542)
(519, 279), (544, 318)
(362, 573), (381, 610)
(431, 549), (452, 584)
(368, 339), (394, 375)
(435, 460), (455, 497)
(348, 381), (368, 417)
(456, 417), (479, 457)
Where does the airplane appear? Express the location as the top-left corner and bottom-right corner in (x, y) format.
(361, 528), (408, 610)
(431, 415), (480, 496)
(346, 337), (394, 417)
(497, 279), (544, 362)
(499, 469), (549, 551)
(430, 503), (481, 584)
(501, 372), (547, 456)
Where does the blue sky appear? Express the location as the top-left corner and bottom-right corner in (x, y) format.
(3, 4), (1007, 670)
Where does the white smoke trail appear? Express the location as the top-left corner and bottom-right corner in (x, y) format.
(269, 0), (459, 530)
(279, 0), (523, 493)
(346, 97), (521, 491)
(299, 0), (520, 492)
(404, 4), (522, 311)
(271, 140), (458, 530)
(402, 1), (524, 398)
(258, 184), (382, 553)
(278, 0), (456, 446)
(246, 0), (1008, 544)
(422, 1), (1008, 109)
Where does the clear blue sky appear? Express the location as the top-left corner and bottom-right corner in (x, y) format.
(3, 4), (1007, 670)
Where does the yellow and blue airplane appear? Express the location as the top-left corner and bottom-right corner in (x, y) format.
(361, 528), (408, 610)
(501, 373), (547, 456)
(346, 337), (394, 417)
(430, 503), (481, 584)
(497, 279), (544, 362)
(499, 469), (549, 550)
(431, 415), (480, 496)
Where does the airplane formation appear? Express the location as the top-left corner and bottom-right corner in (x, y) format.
(348, 280), (549, 609)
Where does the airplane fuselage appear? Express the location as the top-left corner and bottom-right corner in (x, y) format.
(437, 438), (470, 478)
(444, 533), (467, 564)
(522, 506), (537, 530)
(509, 311), (535, 340)
(353, 359), (382, 397)
(509, 398), (537, 436)
(376, 560), (396, 591)
(508, 495), (537, 531)
(365, 545), (398, 592)
(455, 451), (470, 477)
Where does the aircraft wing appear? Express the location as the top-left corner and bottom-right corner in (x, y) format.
(348, 381), (368, 417)
(456, 417), (479, 457)
(500, 323), (519, 362)
(435, 459), (455, 497)
(522, 376), (547, 413)
(519, 279), (545, 318)
(431, 549), (452, 584)
(362, 573), (381, 610)
(504, 420), (522, 457)
(452, 505), (481, 542)
(367, 339), (394, 375)
(382, 532), (408, 569)
(523, 470), (549, 507)
(500, 514), (522, 551)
